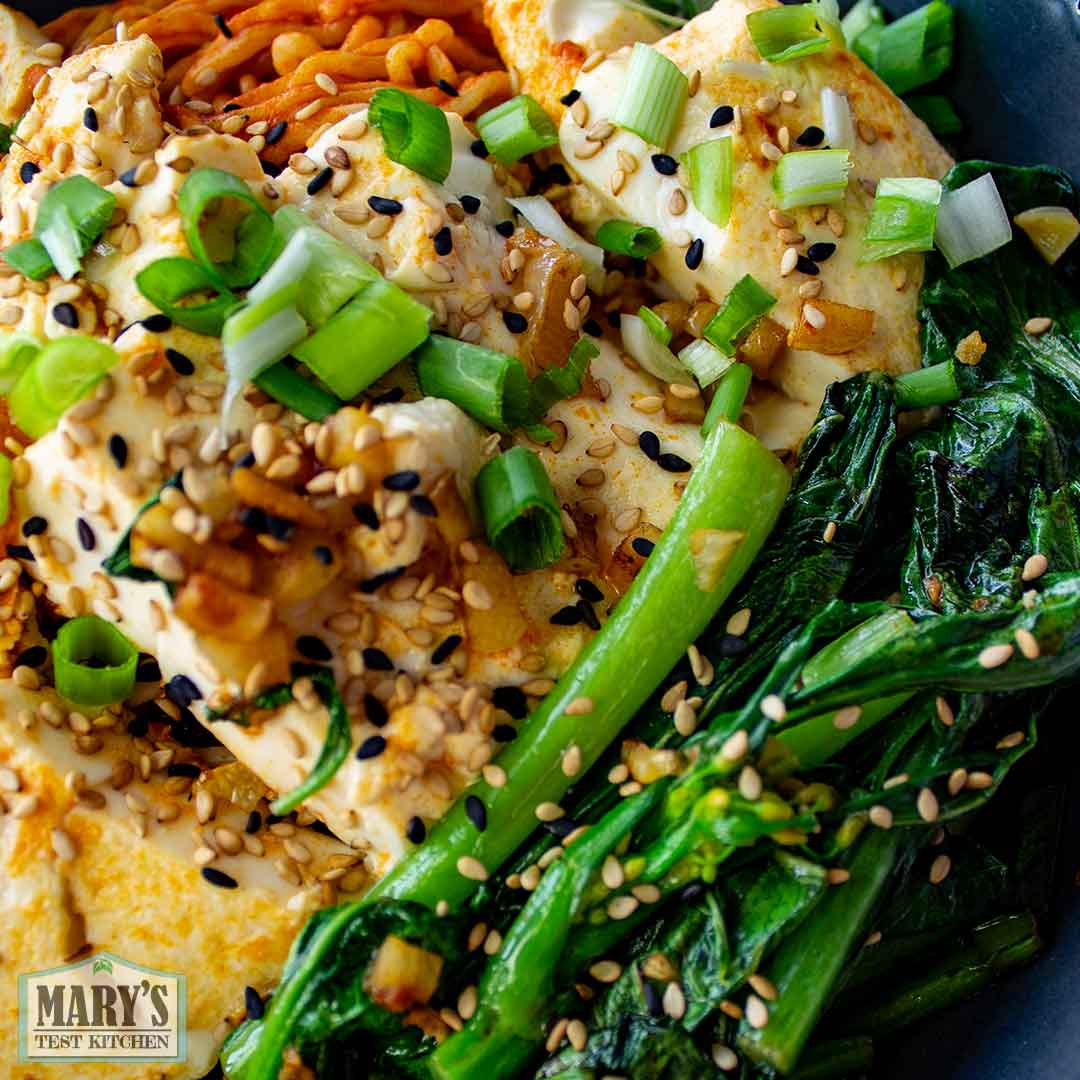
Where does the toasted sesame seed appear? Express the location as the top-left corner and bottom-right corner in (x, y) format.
(760, 694), (786, 722)
(663, 981), (686, 1019)
(761, 141), (782, 161)
(722, 729), (749, 761)
(1014, 628), (1040, 659)
(1022, 553), (1048, 581)
(607, 895), (638, 919)
(827, 868), (851, 885)
(457, 855), (489, 881)
(997, 730), (1026, 750)
(929, 854), (951, 885)
(917, 787), (940, 822)
(833, 705), (861, 730)
(780, 247), (799, 276)
(978, 643), (1014, 669)
(745, 994), (769, 1029)
(738, 765), (763, 800)
(1024, 316), (1053, 336)
(713, 1045), (739, 1071)
(869, 804), (894, 829)
(966, 770), (994, 790)
(948, 768), (968, 796)
(535, 801), (565, 822)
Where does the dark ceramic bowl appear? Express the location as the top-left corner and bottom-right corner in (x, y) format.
(10, 0), (1080, 1075)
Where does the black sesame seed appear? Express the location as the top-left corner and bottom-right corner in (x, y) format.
(807, 241), (837, 263)
(223, 102), (241, 112)
(465, 794), (487, 831)
(166, 674), (203, 707)
(560, 89), (581, 106)
(52, 302), (78, 328)
(297, 634), (333, 662)
(433, 226), (453, 256)
(470, 138), (488, 158)
(364, 693), (389, 728)
(578, 600), (601, 631)
(718, 633), (749, 658)
(643, 981), (663, 1016)
(384, 470), (420, 492)
(352, 501), (380, 529)
(370, 386), (404, 405)
(7, 544), (34, 561)
(136, 655), (162, 682)
(710, 105), (735, 128)
(244, 986), (263, 1021)
(359, 566), (405, 593)
(261, 159), (283, 178)
(496, 219), (514, 238)
(685, 238), (704, 270)
(651, 153), (678, 176)
(76, 517), (96, 551)
(638, 430), (660, 461)
(21, 515), (47, 537)
(550, 604), (583, 626)
(108, 433), (128, 468)
(167, 762), (202, 779)
(493, 685), (528, 719)
(307, 166), (333, 196)
(431, 634), (462, 665)
(16, 644), (47, 668)
(19, 161), (39, 184)
(265, 120), (287, 146)
(83, 106), (99, 132)
(239, 506), (269, 533)
(119, 167), (138, 187)
(575, 579), (604, 604)
(657, 452), (692, 473)
(201, 867), (238, 889)
(632, 537), (655, 558)
(584, 318), (603, 337)
(406, 815), (426, 843)
(543, 817), (577, 838)
(796, 124), (825, 147)
(369, 195), (404, 216)
(214, 12), (233, 37)
(313, 544), (333, 565)
(141, 314), (172, 332)
(165, 347), (194, 375)
(493, 723), (517, 742)
(436, 78), (459, 97)
(796, 255), (821, 276)
(235, 451), (257, 470)
(460, 194), (481, 215)
(362, 647), (394, 671)
(503, 310), (529, 334)
(356, 734), (387, 760)
(410, 493), (437, 517)
(245, 810), (262, 834)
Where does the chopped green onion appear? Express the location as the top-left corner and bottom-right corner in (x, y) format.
(678, 337), (733, 388)
(53, 615), (138, 707)
(0, 332), (41, 394)
(40, 203), (82, 280)
(255, 363), (341, 421)
(0, 454), (11, 526)
(813, 0), (845, 47)
(368, 87), (452, 183)
(2, 238), (53, 281)
(176, 168), (277, 289)
(905, 93), (962, 135)
(249, 207), (380, 327)
(683, 137), (734, 227)
(294, 278), (431, 399)
(476, 95), (559, 165)
(612, 43), (688, 149)
(476, 447), (564, 571)
(701, 361), (753, 436)
(747, 5), (830, 63)
(135, 257), (238, 336)
(703, 274), (777, 357)
(528, 337), (598, 420)
(841, 0), (883, 46)
(860, 176), (942, 263)
(508, 196), (605, 289)
(893, 359), (960, 409)
(773, 148), (851, 209)
(9, 336), (117, 438)
(620, 313), (692, 385)
(934, 171), (1012, 268)
(415, 334), (532, 432)
(871, 0), (953, 95)
(595, 220), (662, 258)
(821, 87), (855, 149)
(638, 305), (672, 346)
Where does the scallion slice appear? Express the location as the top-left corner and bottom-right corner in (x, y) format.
(176, 168), (277, 289)
(507, 196), (605, 289)
(872, 0), (953, 95)
(620, 313), (692, 385)
(701, 361), (752, 437)
(821, 88), (855, 149)
(415, 334), (532, 432)
(772, 148), (851, 209)
(905, 93), (962, 135)
(813, 0), (845, 46)
(747, 5), (830, 63)
(0, 332), (41, 394)
(595, 220), (662, 259)
(612, 43), (688, 149)
(528, 337), (598, 420)
(53, 615), (138, 707)
(893, 359), (960, 409)
(934, 171), (1012, 268)
(249, 207), (380, 328)
(703, 274), (778, 357)
(255, 363), (341, 421)
(2, 238), (53, 280)
(368, 87), (453, 183)
(476, 447), (564, 571)
(638, 305), (672, 346)
(678, 337), (733, 388)
(40, 203), (82, 281)
(294, 279), (431, 399)
(135, 257), (238, 336)
(476, 95), (559, 165)
(860, 176), (942, 263)
(0, 454), (11, 526)
(683, 137), (734, 227)
(841, 0), (883, 46)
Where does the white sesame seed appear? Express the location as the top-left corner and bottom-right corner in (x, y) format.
(745, 994), (769, 1028)
(1024, 316), (1053, 336)
(721, 729), (749, 761)
(929, 854), (952, 885)
(607, 895), (639, 920)
(566, 1019), (588, 1051)
(457, 855), (489, 881)
(869, 804), (894, 829)
(780, 247), (799, 276)
(590, 960), (622, 983)
(662, 981), (686, 1019)
(457, 985), (477, 1020)
(738, 765), (763, 801)
(748, 973), (778, 1000)
(712, 1044), (739, 1071)
(562, 744), (583, 777)
(535, 802), (565, 822)
(917, 787), (940, 822)
(996, 730), (1026, 750)
(966, 770), (994, 790)
(978, 643), (1014, 669)
(803, 304), (827, 329)
(565, 696), (594, 716)
(674, 699), (697, 736)
(833, 705), (861, 730)
(601, 854), (625, 889)
(1014, 628), (1040, 659)
(51, 827), (76, 861)
(760, 694), (786, 722)
(1021, 553), (1048, 581)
